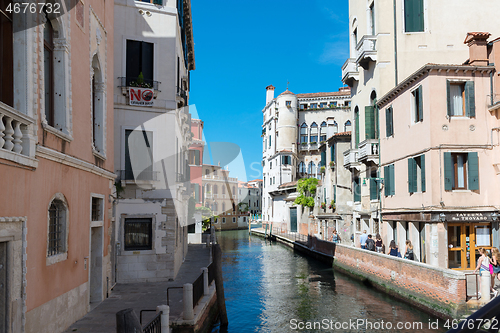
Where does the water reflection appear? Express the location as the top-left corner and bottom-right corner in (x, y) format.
(215, 230), (445, 333)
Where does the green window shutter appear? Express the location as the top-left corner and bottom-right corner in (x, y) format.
(408, 158), (414, 193)
(417, 85), (423, 122)
(321, 150), (326, 167)
(421, 154), (426, 192)
(386, 107), (393, 137)
(354, 178), (361, 202)
(365, 106), (375, 139)
(370, 178), (378, 200)
(404, 0), (414, 32)
(194, 184), (200, 201)
(446, 81), (452, 117)
(330, 144), (334, 162)
(269, 135), (271, 147)
(153, 0), (162, 4)
(281, 155), (285, 164)
(468, 152), (479, 190)
(390, 164), (395, 195)
(444, 152), (453, 191)
(465, 81), (476, 117)
(414, 0), (424, 32)
(194, 150), (200, 165)
(384, 166), (390, 196)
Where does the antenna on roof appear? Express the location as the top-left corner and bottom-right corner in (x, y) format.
(286, 80), (290, 90)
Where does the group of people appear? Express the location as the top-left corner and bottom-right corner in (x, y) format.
(474, 247), (500, 298)
(359, 230), (414, 260)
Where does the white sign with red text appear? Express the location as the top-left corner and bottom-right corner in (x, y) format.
(129, 88), (154, 106)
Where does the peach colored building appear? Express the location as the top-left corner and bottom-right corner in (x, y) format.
(0, 1), (114, 332)
(189, 119), (204, 207)
(202, 164), (238, 216)
(378, 33), (500, 270)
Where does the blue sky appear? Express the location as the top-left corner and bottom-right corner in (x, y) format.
(189, 0), (349, 181)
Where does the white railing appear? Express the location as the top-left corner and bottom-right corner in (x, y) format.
(341, 58), (359, 85)
(0, 102), (35, 158)
(356, 35), (377, 68)
(343, 148), (359, 168)
(358, 139), (379, 162)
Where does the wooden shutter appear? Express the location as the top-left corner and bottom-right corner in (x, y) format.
(384, 166), (390, 196)
(420, 154), (426, 192)
(444, 152), (453, 191)
(321, 150), (326, 167)
(404, 0), (414, 32)
(414, 0), (424, 32)
(126, 40), (141, 85)
(355, 109), (360, 148)
(194, 184), (200, 201)
(370, 178), (378, 200)
(365, 106), (375, 139)
(386, 107), (393, 137)
(468, 152), (479, 190)
(465, 81), (476, 117)
(330, 144), (335, 162)
(417, 85), (423, 122)
(194, 150), (200, 165)
(446, 81), (452, 117)
(408, 158), (415, 193)
(390, 164), (395, 195)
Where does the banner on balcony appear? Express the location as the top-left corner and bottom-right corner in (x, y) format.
(129, 88), (154, 106)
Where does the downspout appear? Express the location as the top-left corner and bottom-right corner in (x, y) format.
(490, 70), (494, 106)
(393, 0), (398, 85)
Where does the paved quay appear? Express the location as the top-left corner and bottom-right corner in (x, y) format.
(64, 244), (211, 332)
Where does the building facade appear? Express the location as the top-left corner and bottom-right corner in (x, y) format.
(342, 0), (500, 251)
(0, 0), (115, 331)
(377, 34), (500, 269)
(189, 118), (204, 207)
(238, 180), (262, 217)
(262, 85), (351, 235)
(113, 0), (195, 283)
(202, 164), (239, 216)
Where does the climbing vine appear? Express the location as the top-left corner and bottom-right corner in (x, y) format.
(294, 178), (318, 208)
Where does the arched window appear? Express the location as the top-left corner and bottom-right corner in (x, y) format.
(206, 184), (211, 196)
(44, 13), (55, 126)
(308, 161), (316, 177)
(310, 123), (318, 143)
(91, 54), (105, 155)
(298, 161), (306, 176)
(300, 123), (308, 143)
(345, 120), (352, 132)
(214, 202), (218, 213)
(320, 121), (327, 142)
(47, 194), (69, 259)
(213, 185), (218, 194)
(205, 169), (209, 176)
(333, 121), (338, 134)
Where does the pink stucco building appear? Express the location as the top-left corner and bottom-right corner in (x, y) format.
(378, 33), (500, 270)
(189, 119), (204, 207)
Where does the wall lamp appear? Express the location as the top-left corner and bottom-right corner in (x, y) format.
(492, 212), (500, 221)
(439, 213), (446, 222)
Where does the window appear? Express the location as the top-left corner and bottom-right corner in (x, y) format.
(269, 135), (271, 147)
(124, 218), (152, 251)
(222, 217), (226, 224)
(91, 54), (105, 155)
(370, 170), (379, 200)
(369, 2), (375, 35)
(205, 169), (209, 176)
(222, 203), (225, 212)
(0, 0), (13, 106)
(213, 185), (218, 194)
(222, 186), (226, 195)
(91, 197), (104, 222)
(385, 106), (393, 137)
(333, 121), (338, 134)
(282, 155), (291, 165)
(270, 162), (272, 169)
(126, 40), (154, 87)
(444, 152), (479, 191)
(408, 155), (426, 193)
(365, 106), (377, 139)
(384, 164), (395, 196)
(412, 85), (423, 123)
(300, 123), (308, 143)
(286, 101), (291, 107)
(310, 122), (318, 143)
(232, 217), (236, 223)
(138, 0), (163, 3)
(189, 150), (200, 165)
(353, 176), (361, 202)
(214, 217), (218, 224)
(331, 102), (337, 108)
(320, 103), (327, 108)
(273, 177), (275, 184)
(193, 184), (200, 201)
(44, 14), (54, 126)
(47, 198), (68, 256)
(124, 129), (153, 180)
(320, 149), (326, 167)
(404, 0), (424, 33)
(310, 103), (318, 109)
(320, 121), (327, 142)
(298, 161), (306, 176)
(330, 144), (336, 162)
(447, 81), (475, 117)
(354, 106), (359, 146)
(307, 162), (316, 178)
(269, 177), (272, 185)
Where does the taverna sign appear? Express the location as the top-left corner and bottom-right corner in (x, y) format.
(129, 88), (154, 106)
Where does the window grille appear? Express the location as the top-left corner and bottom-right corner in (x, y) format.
(48, 200), (65, 256)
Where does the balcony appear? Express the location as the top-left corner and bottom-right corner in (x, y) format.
(343, 149), (361, 170)
(341, 58), (359, 87)
(355, 35), (377, 70)
(358, 139), (379, 165)
(299, 143), (319, 151)
(118, 77), (161, 99)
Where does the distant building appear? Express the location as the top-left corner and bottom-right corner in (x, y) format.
(261, 85), (351, 237)
(189, 119), (204, 206)
(238, 180), (262, 216)
(202, 164), (239, 216)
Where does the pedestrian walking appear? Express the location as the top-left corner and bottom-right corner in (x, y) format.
(360, 230), (368, 249)
(388, 240), (400, 257)
(329, 229), (341, 243)
(474, 247), (495, 298)
(375, 233), (384, 253)
(404, 240), (414, 260)
(366, 234), (376, 251)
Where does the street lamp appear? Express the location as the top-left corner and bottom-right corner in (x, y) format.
(439, 213), (446, 222)
(491, 212), (500, 221)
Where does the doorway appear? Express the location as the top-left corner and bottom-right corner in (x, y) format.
(290, 208), (297, 233)
(448, 223), (492, 270)
(90, 227), (103, 306)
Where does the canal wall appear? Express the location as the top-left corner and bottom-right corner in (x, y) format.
(251, 228), (468, 319)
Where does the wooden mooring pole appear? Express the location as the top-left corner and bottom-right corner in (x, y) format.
(213, 244), (228, 328)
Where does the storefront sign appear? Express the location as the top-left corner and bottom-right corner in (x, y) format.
(449, 212), (492, 222)
(129, 88), (154, 106)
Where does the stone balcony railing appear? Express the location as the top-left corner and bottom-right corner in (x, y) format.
(358, 139), (379, 165)
(341, 58), (359, 87)
(343, 148), (361, 170)
(355, 35), (377, 69)
(0, 102), (37, 167)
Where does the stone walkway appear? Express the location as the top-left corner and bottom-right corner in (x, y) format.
(64, 244), (211, 332)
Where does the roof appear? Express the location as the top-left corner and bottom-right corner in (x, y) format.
(335, 131), (351, 137)
(248, 179), (263, 182)
(279, 181), (298, 189)
(464, 32), (491, 44)
(297, 91), (350, 98)
(278, 89), (295, 96)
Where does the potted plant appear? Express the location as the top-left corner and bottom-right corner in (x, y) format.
(321, 202), (326, 212)
(310, 141), (317, 145)
(329, 200), (336, 212)
(320, 166), (326, 174)
(128, 72), (153, 88)
(301, 142), (308, 145)
(329, 161), (335, 168)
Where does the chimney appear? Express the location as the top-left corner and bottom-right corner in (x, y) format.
(464, 32), (491, 66)
(266, 85), (275, 104)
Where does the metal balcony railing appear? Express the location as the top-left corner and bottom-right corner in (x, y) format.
(118, 77), (160, 91)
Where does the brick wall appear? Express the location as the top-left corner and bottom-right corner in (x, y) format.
(333, 243), (467, 318)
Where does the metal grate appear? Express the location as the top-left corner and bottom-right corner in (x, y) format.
(192, 272), (204, 308)
(48, 201), (64, 256)
(142, 311), (161, 333)
(91, 197), (101, 221)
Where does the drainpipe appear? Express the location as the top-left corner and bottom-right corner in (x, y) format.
(393, 0), (398, 85)
(490, 70), (495, 106)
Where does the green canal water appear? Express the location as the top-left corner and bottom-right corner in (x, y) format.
(213, 229), (446, 333)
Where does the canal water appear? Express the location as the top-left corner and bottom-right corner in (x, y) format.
(213, 229), (446, 333)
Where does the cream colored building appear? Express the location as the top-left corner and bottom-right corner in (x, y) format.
(202, 164), (239, 216)
(342, 0), (500, 250)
